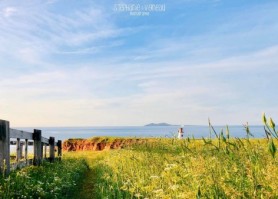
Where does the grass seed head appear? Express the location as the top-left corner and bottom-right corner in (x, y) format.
(262, 113), (267, 125)
(269, 117), (275, 129)
(268, 139), (276, 158)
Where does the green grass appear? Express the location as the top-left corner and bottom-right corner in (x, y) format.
(0, 159), (88, 198)
(67, 151), (110, 199)
(65, 138), (278, 199)
(2, 114), (278, 198)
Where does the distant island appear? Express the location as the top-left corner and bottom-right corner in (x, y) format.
(144, 123), (177, 126)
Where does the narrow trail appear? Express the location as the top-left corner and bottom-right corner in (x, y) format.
(68, 151), (109, 199)
(76, 168), (97, 199)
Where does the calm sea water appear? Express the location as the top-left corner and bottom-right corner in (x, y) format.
(15, 125), (266, 141)
(10, 125), (267, 153)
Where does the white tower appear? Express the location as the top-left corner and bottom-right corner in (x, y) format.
(178, 127), (184, 139)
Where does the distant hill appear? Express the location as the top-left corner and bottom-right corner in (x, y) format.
(145, 123), (177, 127)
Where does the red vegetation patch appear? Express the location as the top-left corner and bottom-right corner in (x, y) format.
(62, 138), (146, 152)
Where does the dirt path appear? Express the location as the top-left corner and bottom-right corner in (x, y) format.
(68, 151), (109, 199)
(76, 169), (97, 199)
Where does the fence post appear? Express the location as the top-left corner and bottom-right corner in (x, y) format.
(16, 138), (21, 163)
(20, 142), (24, 160)
(44, 143), (47, 159)
(33, 129), (42, 166)
(57, 140), (62, 160)
(49, 137), (55, 162)
(25, 139), (28, 165)
(0, 120), (10, 176)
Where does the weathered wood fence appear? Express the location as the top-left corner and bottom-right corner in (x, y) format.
(0, 119), (62, 176)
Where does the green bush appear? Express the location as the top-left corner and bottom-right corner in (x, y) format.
(0, 159), (88, 199)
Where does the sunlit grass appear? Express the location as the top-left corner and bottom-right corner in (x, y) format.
(0, 159), (88, 198)
(66, 137), (278, 199)
(2, 114), (278, 198)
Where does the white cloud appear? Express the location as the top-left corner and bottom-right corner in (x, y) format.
(0, 2), (126, 66)
(17, 48), (42, 64)
(2, 7), (17, 17)
(1, 1), (278, 126)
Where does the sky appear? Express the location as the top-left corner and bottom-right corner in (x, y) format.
(0, 0), (278, 127)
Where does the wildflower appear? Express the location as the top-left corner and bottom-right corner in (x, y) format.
(167, 164), (177, 167)
(170, 185), (179, 191)
(135, 193), (142, 198)
(37, 181), (43, 185)
(120, 185), (128, 191)
(150, 175), (159, 179)
(153, 189), (163, 194)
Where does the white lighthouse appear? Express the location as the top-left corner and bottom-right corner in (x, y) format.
(178, 127), (184, 139)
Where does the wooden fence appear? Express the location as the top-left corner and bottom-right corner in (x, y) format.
(0, 119), (62, 176)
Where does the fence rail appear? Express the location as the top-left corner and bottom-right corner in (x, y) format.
(0, 119), (62, 176)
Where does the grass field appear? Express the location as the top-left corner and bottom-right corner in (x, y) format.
(65, 137), (278, 199)
(1, 115), (278, 198)
(0, 159), (88, 198)
(65, 116), (278, 198)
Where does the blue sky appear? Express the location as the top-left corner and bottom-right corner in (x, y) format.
(0, 0), (278, 127)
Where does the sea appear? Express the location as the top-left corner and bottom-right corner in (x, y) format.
(15, 125), (267, 141)
(9, 125), (267, 153)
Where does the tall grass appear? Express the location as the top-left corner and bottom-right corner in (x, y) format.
(0, 159), (88, 198)
(2, 114), (277, 198)
(66, 114), (278, 198)
(75, 139), (277, 198)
